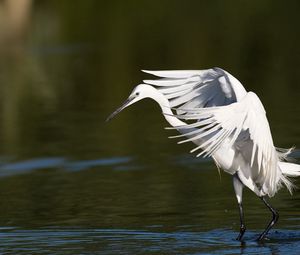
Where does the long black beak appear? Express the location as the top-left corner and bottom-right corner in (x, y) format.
(106, 97), (134, 122)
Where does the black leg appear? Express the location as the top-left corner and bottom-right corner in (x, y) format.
(233, 174), (246, 241)
(236, 202), (246, 241)
(257, 196), (279, 241)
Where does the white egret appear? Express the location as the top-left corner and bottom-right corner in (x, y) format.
(106, 67), (300, 241)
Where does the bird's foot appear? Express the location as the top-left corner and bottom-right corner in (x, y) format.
(236, 225), (246, 241)
(256, 233), (270, 242)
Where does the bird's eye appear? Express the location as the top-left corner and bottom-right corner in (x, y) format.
(135, 92), (140, 96)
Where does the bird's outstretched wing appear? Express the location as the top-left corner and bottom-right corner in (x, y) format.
(171, 91), (279, 196)
(143, 68), (247, 113)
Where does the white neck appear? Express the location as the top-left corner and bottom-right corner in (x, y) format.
(145, 86), (229, 168)
(147, 88), (185, 127)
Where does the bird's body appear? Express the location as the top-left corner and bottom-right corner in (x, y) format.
(107, 67), (300, 241)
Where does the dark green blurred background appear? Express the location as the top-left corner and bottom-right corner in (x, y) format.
(0, 0), (299, 159)
(0, 1), (299, 253)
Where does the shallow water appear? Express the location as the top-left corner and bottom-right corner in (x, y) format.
(0, 154), (300, 254)
(1, 227), (300, 255)
(0, 1), (300, 254)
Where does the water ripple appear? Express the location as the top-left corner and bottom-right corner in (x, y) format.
(1, 228), (300, 254)
(0, 156), (133, 177)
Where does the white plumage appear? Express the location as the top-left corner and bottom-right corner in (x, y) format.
(143, 68), (297, 197)
(107, 67), (300, 241)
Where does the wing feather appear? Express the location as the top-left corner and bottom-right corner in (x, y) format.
(158, 82), (199, 94)
(169, 91), (279, 196)
(142, 68), (247, 111)
(143, 68), (289, 196)
(143, 76), (201, 86)
(142, 70), (204, 78)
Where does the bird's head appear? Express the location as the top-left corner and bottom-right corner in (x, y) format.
(106, 84), (155, 122)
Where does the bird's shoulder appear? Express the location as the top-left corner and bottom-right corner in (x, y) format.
(239, 91), (266, 115)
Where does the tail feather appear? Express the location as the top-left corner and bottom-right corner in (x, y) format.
(276, 146), (296, 162)
(276, 147), (299, 195)
(279, 162), (300, 177)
